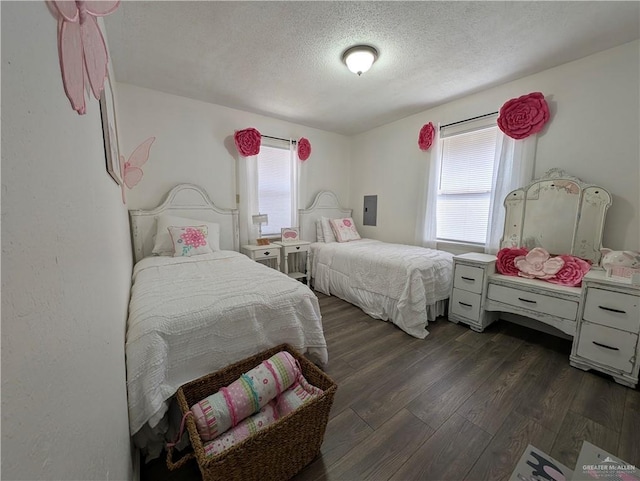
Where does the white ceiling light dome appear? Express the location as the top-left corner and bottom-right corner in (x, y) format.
(342, 45), (379, 76)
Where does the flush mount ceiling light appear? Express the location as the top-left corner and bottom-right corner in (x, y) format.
(342, 45), (378, 76)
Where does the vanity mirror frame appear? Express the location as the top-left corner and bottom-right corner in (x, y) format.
(500, 168), (612, 266)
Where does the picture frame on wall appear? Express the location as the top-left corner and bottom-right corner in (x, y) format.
(281, 227), (300, 243)
(100, 74), (122, 185)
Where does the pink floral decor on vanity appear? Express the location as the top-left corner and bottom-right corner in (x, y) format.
(234, 128), (262, 157)
(497, 92), (550, 140)
(53, 0), (121, 115)
(418, 122), (435, 151)
(496, 247), (529, 276)
(496, 247), (591, 287)
(547, 255), (591, 287)
(515, 248), (565, 280)
(297, 137), (311, 161)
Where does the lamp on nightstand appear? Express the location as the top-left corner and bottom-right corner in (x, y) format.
(252, 213), (269, 245)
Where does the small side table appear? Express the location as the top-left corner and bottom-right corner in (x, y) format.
(241, 244), (281, 271)
(273, 241), (311, 282)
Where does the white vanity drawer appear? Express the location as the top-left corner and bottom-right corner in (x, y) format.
(576, 322), (638, 374)
(583, 288), (640, 333)
(454, 265), (484, 294)
(451, 288), (481, 322)
(487, 284), (578, 320)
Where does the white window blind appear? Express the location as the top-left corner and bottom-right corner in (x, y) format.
(257, 145), (292, 236)
(437, 123), (498, 244)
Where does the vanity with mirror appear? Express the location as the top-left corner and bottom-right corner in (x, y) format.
(449, 168), (640, 387)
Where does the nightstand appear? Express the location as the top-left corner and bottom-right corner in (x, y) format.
(448, 253), (499, 332)
(273, 241), (311, 282)
(570, 270), (640, 387)
(241, 244), (281, 271)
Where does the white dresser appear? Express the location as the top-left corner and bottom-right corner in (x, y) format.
(570, 270), (640, 387)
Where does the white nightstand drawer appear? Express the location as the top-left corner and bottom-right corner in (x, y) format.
(282, 244), (310, 255)
(583, 288), (640, 332)
(454, 265), (484, 294)
(487, 284), (578, 320)
(451, 288), (481, 321)
(252, 248), (278, 260)
(576, 322), (638, 373)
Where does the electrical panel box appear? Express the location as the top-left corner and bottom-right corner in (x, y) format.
(363, 195), (377, 226)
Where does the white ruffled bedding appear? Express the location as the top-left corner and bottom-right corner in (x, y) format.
(310, 239), (454, 338)
(125, 251), (327, 442)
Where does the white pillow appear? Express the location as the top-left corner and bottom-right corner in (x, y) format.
(330, 217), (361, 242)
(152, 214), (221, 255)
(321, 217), (336, 243)
(316, 220), (325, 242)
(168, 225), (213, 257)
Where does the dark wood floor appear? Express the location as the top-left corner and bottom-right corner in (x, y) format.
(142, 292), (640, 481)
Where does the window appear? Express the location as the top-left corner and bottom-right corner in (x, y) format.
(437, 118), (498, 244)
(256, 144), (295, 236)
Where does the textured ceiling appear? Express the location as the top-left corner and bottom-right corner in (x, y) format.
(105, 1), (640, 136)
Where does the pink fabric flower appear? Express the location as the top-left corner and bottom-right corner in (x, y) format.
(497, 92), (550, 140)
(515, 247), (564, 279)
(298, 137), (311, 161)
(234, 128), (261, 157)
(496, 247), (529, 276)
(548, 255), (591, 287)
(418, 122), (435, 151)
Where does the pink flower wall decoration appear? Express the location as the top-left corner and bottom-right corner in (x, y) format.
(497, 92), (550, 140)
(297, 138), (311, 161)
(53, 0), (121, 115)
(418, 122), (435, 151)
(234, 128), (262, 157)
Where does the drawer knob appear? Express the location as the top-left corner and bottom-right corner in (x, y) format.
(518, 297), (537, 304)
(264, 251), (270, 256)
(461, 276), (476, 282)
(296, 246), (300, 250)
(598, 305), (626, 314)
(458, 301), (472, 308)
(592, 341), (620, 351)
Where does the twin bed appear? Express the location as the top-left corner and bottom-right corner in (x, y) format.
(125, 184), (327, 455)
(298, 191), (454, 339)
(125, 184), (454, 456)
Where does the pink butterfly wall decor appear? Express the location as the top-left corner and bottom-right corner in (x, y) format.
(119, 137), (155, 203)
(52, 0), (121, 115)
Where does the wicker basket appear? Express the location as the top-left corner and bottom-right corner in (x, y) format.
(167, 344), (337, 481)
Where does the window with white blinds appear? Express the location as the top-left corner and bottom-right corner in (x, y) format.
(437, 122), (498, 244)
(257, 145), (292, 236)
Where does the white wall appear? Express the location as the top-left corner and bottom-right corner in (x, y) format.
(115, 84), (351, 220)
(1, 3), (133, 480)
(350, 41), (640, 252)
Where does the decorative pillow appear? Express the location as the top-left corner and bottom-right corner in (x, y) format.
(168, 225), (213, 257)
(152, 214), (220, 255)
(320, 217), (336, 243)
(316, 220), (325, 243)
(329, 217), (361, 243)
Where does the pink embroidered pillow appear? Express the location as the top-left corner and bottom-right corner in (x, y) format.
(329, 217), (361, 242)
(168, 225), (213, 257)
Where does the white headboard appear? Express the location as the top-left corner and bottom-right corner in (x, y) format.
(129, 184), (239, 263)
(298, 191), (352, 242)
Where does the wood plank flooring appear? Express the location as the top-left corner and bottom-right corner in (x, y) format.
(141, 293), (640, 481)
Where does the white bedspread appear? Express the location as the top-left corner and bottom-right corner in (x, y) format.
(311, 239), (454, 338)
(126, 251), (327, 440)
